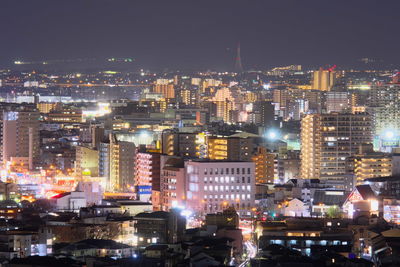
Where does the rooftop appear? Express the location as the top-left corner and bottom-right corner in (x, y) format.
(355, 185), (376, 200)
(134, 211), (170, 219)
(59, 239), (132, 251)
(313, 190), (348, 206)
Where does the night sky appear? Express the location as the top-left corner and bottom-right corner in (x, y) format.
(2, 0), (400, 71)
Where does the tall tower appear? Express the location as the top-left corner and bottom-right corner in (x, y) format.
(234, 42), (243, 72)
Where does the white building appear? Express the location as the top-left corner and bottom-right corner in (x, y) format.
(185, 160), (255, 217)
(75, 182), (103, 206)
(283, 198), (310, 217)
(53, 191), (87, 212)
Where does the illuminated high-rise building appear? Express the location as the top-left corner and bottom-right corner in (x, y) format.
(312, 67), (336, 91)
(207, 136), (253, 161)
(215, 100), (235, 122)
(300, 114), (321, 179)
(2, 110), (40, 170)
(368, 84), (400, 139)
(109, 134), (136, 192)
(36, 102), (60, 113)
(256, 101), (275, 127)
(211, 88), (236, 122)
(91, 125), (105, 149)
(252, 147), (275, 183)
(301, 113), (372, 187)
(191, 78), (202, 86)
(350, 93), (367, 114)
(154, 79), (175, 99)
(75, 146), (99, 178)
(46, 107), (82, 123)
(244, 91), (257, 103)
(344, 145), (392, 185)
(135, 151), (161, 203)
(326, 91), (350, 113)
(288, 99), (309, 121)
(207, 137), (228, 160)
(180, 89), (191, 106)
(288, 89), (323, 113)
(99, 141), (110, 181)
(161, 131), (206, 158)
(369, 84), (400, 107)
(277, 151), (301, 183)
(353, 153), (392, 184)
(179, 89), (199, 107)
(202, 79), (222, 93)
(273, 89), (288, 109)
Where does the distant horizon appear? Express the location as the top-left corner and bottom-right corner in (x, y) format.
(2, 0), (400, 71)
(1, 56), (397, 73)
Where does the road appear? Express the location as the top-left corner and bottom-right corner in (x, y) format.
(238, 241), (257, 267)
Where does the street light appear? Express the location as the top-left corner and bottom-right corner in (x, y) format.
(265, 129), (280, 140)
(382, 129), (397, 140)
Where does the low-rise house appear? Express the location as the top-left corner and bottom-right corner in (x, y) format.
(311, 189), (348, 217)
(56, 239), (134, 259)
(343, 185), (379, 219)
(283, 198), (310, 217)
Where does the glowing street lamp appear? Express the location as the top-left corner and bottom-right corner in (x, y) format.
(265, 129), (280, 140)
(383, 130), (396, 140)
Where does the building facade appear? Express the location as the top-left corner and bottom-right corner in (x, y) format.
(301, 113), (372, 188)
(2, 110), (40, 170)
(185, 160), (255, 217)
(109, 135), (136, 192)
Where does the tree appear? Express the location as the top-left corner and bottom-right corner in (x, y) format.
(325, 206), (341, 219)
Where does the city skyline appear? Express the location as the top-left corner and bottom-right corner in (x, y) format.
(1, 1), (400, 266)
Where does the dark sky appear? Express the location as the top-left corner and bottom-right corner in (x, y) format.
(1, 0), (400, 71)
